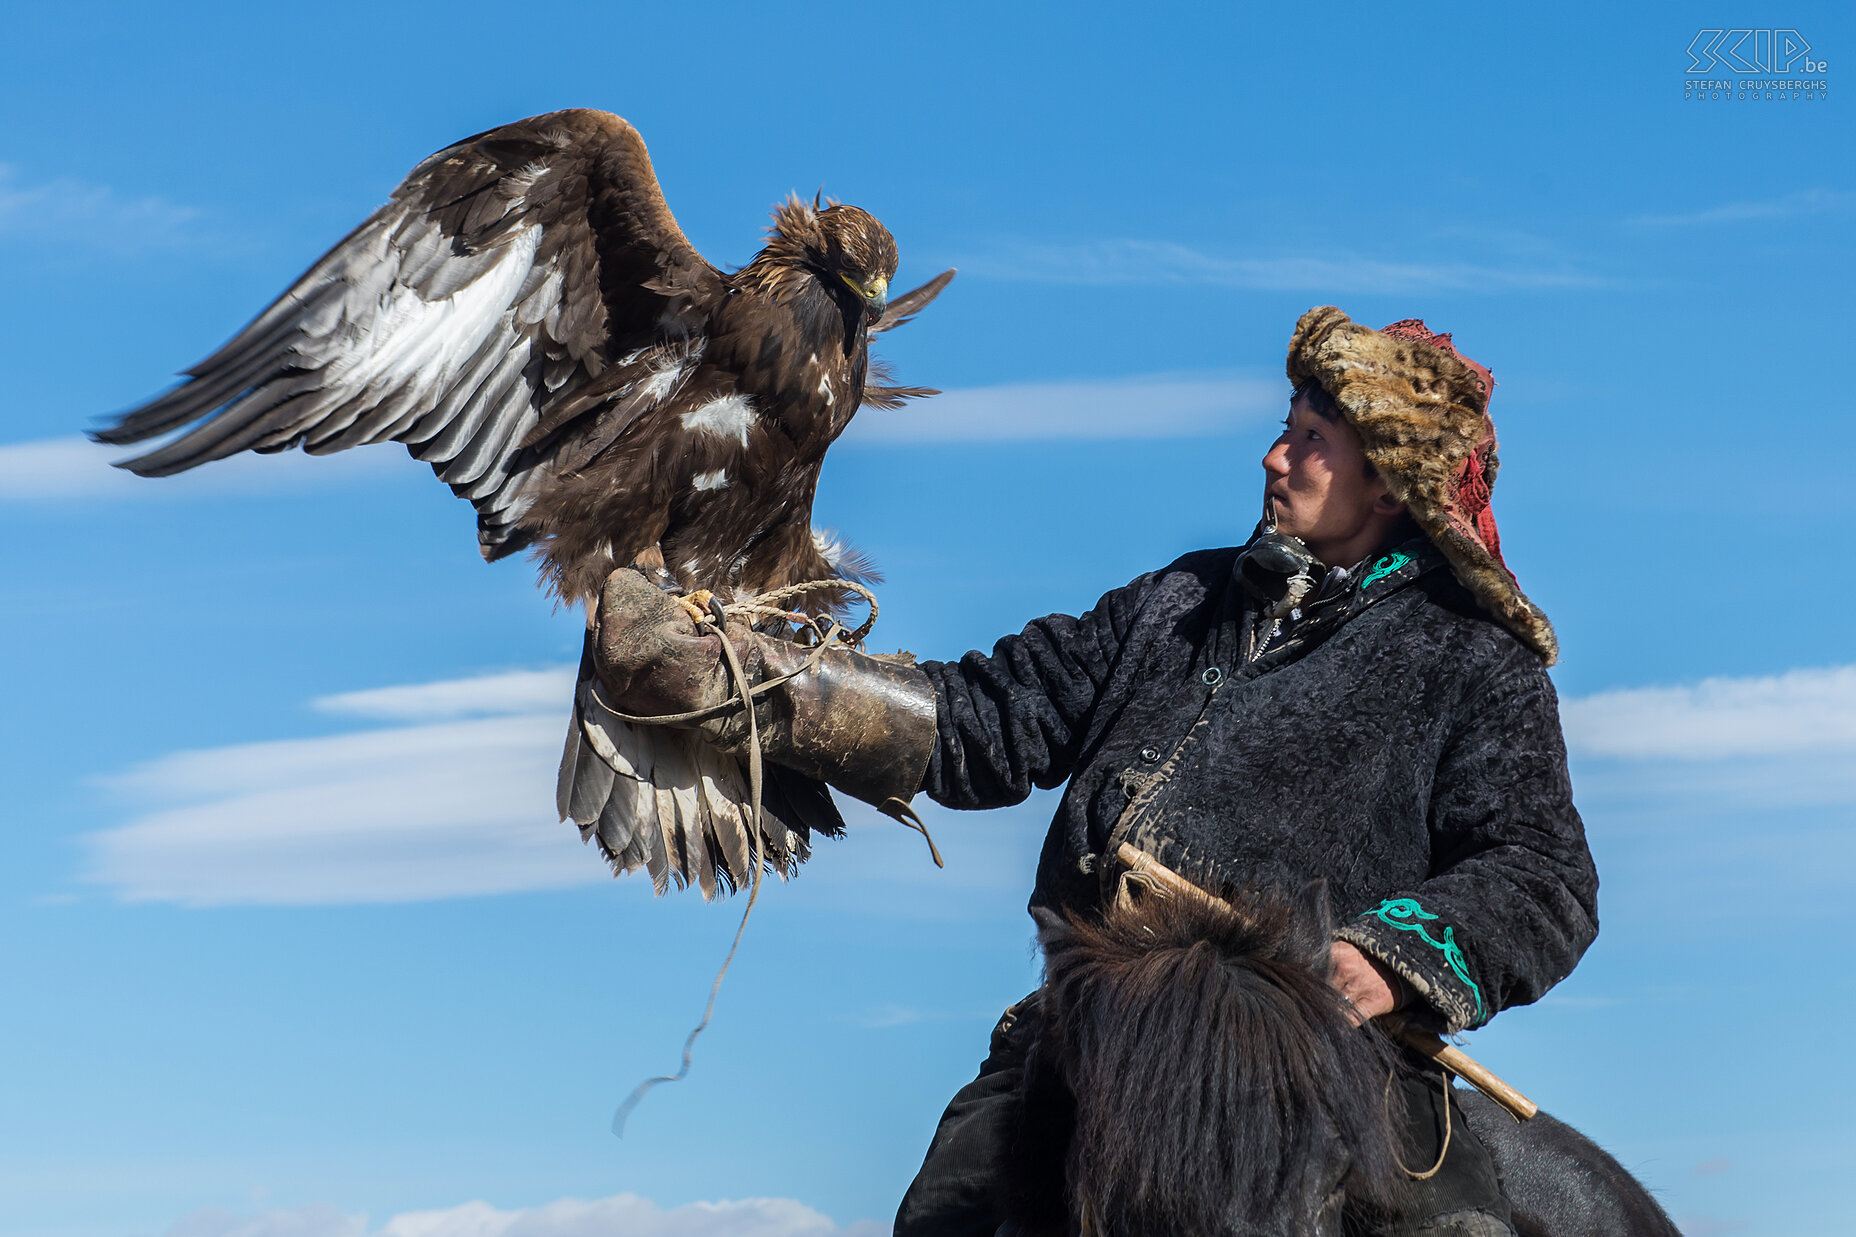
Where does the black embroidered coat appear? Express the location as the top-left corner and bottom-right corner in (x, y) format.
(917, 543), (1599, 1033)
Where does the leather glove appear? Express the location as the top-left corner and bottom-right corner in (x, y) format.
(591, 569), (937, 810)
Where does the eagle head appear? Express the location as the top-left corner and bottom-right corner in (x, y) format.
(754, 195), (898, 323)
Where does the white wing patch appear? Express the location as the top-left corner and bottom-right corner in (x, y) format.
(324, 225), (542, 396)
(691, 468), (728, 491)
(680, 393), (756, 448)
(639, 354), (692, 404)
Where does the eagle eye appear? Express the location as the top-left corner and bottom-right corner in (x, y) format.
(839, 271), (888, 301)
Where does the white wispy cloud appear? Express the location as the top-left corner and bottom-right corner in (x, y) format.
(167, 1193), (882, 1237)
(1629, 188), (1855, 227)
(313, 668), (576, 722)
(1560, 665), (1856, 761)
(85, 668), (593, 906)
(82, 665), (1047, 908)
(957, 238), (1602, 293)
(0, 162), (200, 248)
(0, 435), (417, 501)
(1675, 1216), (1750, 1237)
(846, 371), (1281, 443)
(172, 1203), (363, 1237)
(1560, 664), (1856, 813)
(856, 1003), (927, 1029)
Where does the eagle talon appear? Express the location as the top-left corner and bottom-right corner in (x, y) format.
(677, 590), (715, 628)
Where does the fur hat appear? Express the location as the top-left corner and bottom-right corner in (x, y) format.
(1285, 307), (1557, 664)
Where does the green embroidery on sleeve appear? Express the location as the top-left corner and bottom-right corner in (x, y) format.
(1362, 897), (1484, 1018)
(1360, 551), (1412, 590)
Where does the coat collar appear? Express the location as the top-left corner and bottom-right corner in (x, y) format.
(1234, 536), (1444, 668)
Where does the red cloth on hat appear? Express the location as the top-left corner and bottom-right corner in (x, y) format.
(1379, 319), (1512, 580)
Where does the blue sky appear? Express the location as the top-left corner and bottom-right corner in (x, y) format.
(2, 4), (1851, 1235)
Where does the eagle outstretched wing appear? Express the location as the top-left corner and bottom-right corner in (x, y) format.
(94, 109), (724, 559)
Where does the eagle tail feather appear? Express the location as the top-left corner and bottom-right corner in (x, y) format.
(695, 746), (755, 885)
(557, 634), (841, 896)
(564, 716), (619, 827)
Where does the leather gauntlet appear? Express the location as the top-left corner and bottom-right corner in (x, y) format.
(720, 638), (938, 809)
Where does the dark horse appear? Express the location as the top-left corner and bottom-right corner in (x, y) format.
(1000, 883), (1680, 1237)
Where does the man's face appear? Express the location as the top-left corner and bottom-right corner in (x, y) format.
(1261, 393), (1398, 558)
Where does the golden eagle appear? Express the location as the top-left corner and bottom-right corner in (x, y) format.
(95, 108), (954, 898)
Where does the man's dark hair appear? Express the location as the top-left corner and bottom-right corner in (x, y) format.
(1291, 380), (1342, 423)
(1291, 382), (1377, 480)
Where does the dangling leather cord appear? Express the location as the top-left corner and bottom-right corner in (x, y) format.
(611, 596), (769, 1134)
(609, 582), (940, 1135)
(1388, 1063), (1455, 1180)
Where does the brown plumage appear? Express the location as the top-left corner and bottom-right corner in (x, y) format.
(527, 191), (925, 603)
(94, 108), (955, 897)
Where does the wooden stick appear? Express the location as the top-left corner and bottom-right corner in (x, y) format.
(1396, 1030), (1538, 1122)
(1112, 841), (1539, 1122)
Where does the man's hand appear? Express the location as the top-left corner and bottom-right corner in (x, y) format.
(1329, 940), (1406, 1025)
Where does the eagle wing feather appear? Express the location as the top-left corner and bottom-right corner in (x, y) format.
(93, 109), (725, 561)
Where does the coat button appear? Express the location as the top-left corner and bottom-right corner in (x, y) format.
(1201, 666), (1223, 685)
(1139, 746), (1161, 763)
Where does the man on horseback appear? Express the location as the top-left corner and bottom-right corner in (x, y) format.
(596, 308), (1600, 1236)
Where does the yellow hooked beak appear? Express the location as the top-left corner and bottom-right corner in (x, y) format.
(840, 272), (889, 321)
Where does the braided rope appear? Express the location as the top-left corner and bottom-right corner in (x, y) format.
(722, 577), (880, 646)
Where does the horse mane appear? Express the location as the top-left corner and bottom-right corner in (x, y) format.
(1007, 881), (1410, 1235)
